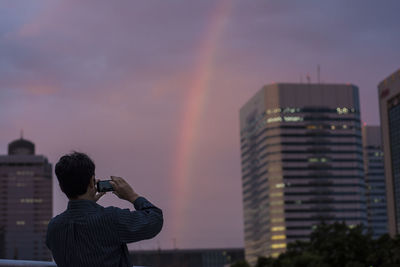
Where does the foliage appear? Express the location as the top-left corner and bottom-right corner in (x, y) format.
(231, 259), (250, 267)
(252, 222), (400, 267)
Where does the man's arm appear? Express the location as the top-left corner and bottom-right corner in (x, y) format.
(110, 176), (163, 243)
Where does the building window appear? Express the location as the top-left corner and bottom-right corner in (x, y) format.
(271, 226), (285, 232)
(271, 235), (286, 240)
(20, 198), (43, 204)
(271, 243), (286, 249)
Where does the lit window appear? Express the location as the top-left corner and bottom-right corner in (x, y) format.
(20, 198), (43, 204)
(270, 192), (283, 197)
(16, 221), (25, 226)
(270, 201), (283, 206)
(268, 166), (282, 172)
(283, 116), (303, 122)
(309, 158), (319, 163)
(271, 218), (284, 223)
(271, 253), (280, 258)
(271, 226), (285, 231)
(337, 107), (350, 114)
(307, 125), (317, 129)
(275, 183), (285, 188)
(343, 125), (348, 129)
(271, 243), (286, 249)
(283, 107), (297, 113)
(271, 210), (283, 214)
(331, 125), (336, 130)
(267, 116), (282, 123)
(271, 235), (286, 240)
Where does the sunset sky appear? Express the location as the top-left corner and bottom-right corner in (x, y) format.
(1, 0), (399, 250)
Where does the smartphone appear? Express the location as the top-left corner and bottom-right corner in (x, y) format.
(97, 180), (114, 192)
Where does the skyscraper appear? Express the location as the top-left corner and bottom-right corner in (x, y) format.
(362, 125), (388, 238)
(239, 83), (366, 264)
(0, 137), (52, 260)
(378, 68), (400, 236)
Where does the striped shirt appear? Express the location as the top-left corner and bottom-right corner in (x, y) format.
(46, 197), (163, 267)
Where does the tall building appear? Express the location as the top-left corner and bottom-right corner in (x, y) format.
(378, 68), (400, 236)
(0, 137), (52, 260)
(362, 125), (388, 238)
(239, 83), (366, 264)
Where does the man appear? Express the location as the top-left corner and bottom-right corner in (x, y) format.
(46, 152), (163, 267)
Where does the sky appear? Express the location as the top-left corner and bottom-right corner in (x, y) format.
(1, 0), (400, 250)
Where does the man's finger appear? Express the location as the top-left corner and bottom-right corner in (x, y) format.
(109, 180), (117, 188)
(111, 176), (121, 184)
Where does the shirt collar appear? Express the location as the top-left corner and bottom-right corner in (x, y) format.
(67, 199), (99, 211)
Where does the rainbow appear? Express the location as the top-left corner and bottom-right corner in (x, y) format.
(170, 0), (233, 245)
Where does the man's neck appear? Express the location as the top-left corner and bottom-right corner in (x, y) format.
(70, 194), (94, 202)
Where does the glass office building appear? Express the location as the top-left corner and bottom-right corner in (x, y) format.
(239, 83), (367, 264)
(378, 68), (400, 236)
(362, 125), (388, 238)
(0, 138), (52, 260)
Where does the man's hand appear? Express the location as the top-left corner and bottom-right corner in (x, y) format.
(109, 176), (139, 203)
(94, 192), (106, 202)
(94, 179), (106, 202)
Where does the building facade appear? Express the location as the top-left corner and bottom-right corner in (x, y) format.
(362, 125), (388, 238)
(0, 138), (52, 260)
(239, 83), (367, 264)
(378, 68), (400, 236)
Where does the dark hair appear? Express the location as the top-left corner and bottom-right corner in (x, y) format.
(55, 152), (95, 199)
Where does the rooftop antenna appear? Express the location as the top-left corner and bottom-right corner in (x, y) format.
(317, 64), (321, 84)
(306, 73), (311, 84)
(20, 129), (24, 139)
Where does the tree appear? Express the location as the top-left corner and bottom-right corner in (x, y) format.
(254, 222), (400, 267)
(255, 256), (274, 267)
(231, 260), (250, 267)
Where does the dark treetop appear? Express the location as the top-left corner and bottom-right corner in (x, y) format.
(46, 197), (163, 267)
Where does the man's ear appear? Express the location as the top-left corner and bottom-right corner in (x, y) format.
(89, 176), (95, 188)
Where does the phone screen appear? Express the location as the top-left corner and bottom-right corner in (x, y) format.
(97, 180), (114, 192)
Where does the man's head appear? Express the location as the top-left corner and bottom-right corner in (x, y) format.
(55, 152), (95, 199)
